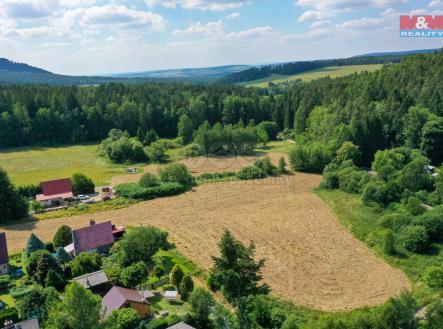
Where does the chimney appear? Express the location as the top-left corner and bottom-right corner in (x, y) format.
(90, 220), (96, 226)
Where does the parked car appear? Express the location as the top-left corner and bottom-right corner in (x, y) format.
(77, 195), (90, 200)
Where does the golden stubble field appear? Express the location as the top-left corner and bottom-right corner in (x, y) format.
(2, 172), (410, 312)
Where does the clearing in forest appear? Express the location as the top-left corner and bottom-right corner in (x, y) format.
(2, 173), (410, 311)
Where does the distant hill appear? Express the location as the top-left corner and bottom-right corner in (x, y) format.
(221, 48), (442, 84)
(356, 48), (440, 57)
(111, 65), (249, 82)
(0, 58), (52, 74)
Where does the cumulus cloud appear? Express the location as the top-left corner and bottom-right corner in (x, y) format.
(225, 12), (240, 20)
(298, 10), (333, 21)
(428, 0), (442, 8)
(173, 20), (224, 36)
(296, 0), (408, 10)
(146, 0), (250, 11)
(226, 26), (273, 38)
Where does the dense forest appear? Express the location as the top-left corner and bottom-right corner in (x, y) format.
(1, 50), (442, 169)
(220, 54), (411, 83)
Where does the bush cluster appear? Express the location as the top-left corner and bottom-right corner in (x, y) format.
(115, 182), (187, 200)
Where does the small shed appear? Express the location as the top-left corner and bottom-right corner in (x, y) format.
(73, 270), (110, 294)
(164, 290), (178, 301)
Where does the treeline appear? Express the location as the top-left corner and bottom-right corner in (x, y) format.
(0, 83), (284, 149)
(220, 54), (409, 83)
(285, 49), (443, 166)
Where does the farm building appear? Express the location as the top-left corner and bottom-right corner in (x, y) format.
(1, 318), (40, 329)
(101, 286), (154, 319)
(0, 232), (9, 276)
(68, 220), (115, 256)
(73, 270), (110, 294)
(167, 322), (196, 329)
(36, 178), (73, 207)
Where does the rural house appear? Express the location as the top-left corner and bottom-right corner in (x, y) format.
(69, 220), (115, 256)
(73, 270), (110, 294)
(1, 318), (40, 329)
(0, 233), (9, 276)
(101, 286), (154, 319)
(167, 322), (196, 329)
(36, 178), (73, 207)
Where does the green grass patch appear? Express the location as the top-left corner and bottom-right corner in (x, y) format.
(244, 65), (383, 87)
(255, 140), (294, 154)
(153, 249), (202, 277)
(0, 143), (145, 186)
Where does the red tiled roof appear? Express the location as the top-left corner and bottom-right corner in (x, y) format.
(0, 232), (9, 265)
(72, 221), (114, 253)
(102, 286), (149, 316)
(41, 178), (72, 197)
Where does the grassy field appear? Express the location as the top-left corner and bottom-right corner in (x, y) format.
(0, 143), (144, 186)
(244, 64), (383, 87)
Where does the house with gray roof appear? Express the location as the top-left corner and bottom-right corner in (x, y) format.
(73, 270), (110, 293)
(167, 322), (196, 329)
(0, 233), (9, 276)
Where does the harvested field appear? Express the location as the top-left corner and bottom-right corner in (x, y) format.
(1, 174), (410, 311)
(110, 152), (288, 185)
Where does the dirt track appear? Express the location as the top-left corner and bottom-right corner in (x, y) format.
(1, 173), (410, 311)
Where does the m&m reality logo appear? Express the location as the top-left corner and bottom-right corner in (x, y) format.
(400, 15), (443, 37)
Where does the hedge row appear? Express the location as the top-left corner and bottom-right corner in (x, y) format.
(115, 182), (188, 200)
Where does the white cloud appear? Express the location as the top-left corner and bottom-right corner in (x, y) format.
(298, 10), (333, 21)
(146, 0), (250, 11)
(338, 17), (383, 28)
(428, 0), (442, 8)
(173, 20), (224, 36)
(225, 12), (240, 20)
(226, 26), (273, 38)
(296, 0), (408, 10)
(310, 20), (332, 28)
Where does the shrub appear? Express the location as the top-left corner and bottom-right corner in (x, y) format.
(281, 315), (300, 329)
(423, 266), (443, 289)
(170, 265), (184, 289)
(153, 265), (165, 278)
(53, 225), (73, 248)
(254, 157), (277, 176)
(27, 250), (62, 284)
(120, 261), (147, 289)
(17, 184), (42, 198)
(25, 233), (46, 255)
(180, 143), (203, 158)
(71, 252), (102, 277)
(45, 242), (54, 253)
(320, 172), (339, 189)
(383, 231), (396, 255)
(139, 173), (159, 188)
(278, 157), (287, 174)
(0, 308), (19, 326)
(378, 213), (412, 231)
(362, 180), (399, 207)
(198, 172), (236, 181)
(0, 276), (11, 290)
(71, 173), (95, 195)
(45, 269), (66, 291)
(405, 196), (425, 216)
(335, 141), (361, 165)
(414, 209), (443, 242)
(145, 142), (167, 163)
(159, 163), (195, 186)
(399, 225), (429, 252)
(105, 308), (140, 329)
(236, 166), (267, 180)
(116, 182), (187, 200)
(289, 143), (332, 173)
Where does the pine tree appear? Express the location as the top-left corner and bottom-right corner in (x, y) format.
(26, 233), (46, 255)
(0, 167), (28, 222)
(53, 225), (72, 248)
(56, 247), (71, 265)
(178, 114), (194, 144)
(45, 270), (66, 291)
(180, 275), (194, 301)
(170, 264), (184, 289)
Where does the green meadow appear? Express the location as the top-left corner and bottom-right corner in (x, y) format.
(244, 64), (384, 87)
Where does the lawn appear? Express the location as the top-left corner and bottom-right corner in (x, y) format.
(244, 64), (384, 87)
(0, 143), (145, 186)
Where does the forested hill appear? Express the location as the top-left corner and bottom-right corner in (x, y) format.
(0, 51), (442, 169)
(220, 53), (435, 84)
(0, 58), (52, 74)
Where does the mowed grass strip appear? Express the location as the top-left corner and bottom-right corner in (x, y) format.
(0, 143), (138, 186)
(244, 64), (384, 87)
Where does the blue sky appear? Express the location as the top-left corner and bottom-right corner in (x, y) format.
(0, 0), (442, 75)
